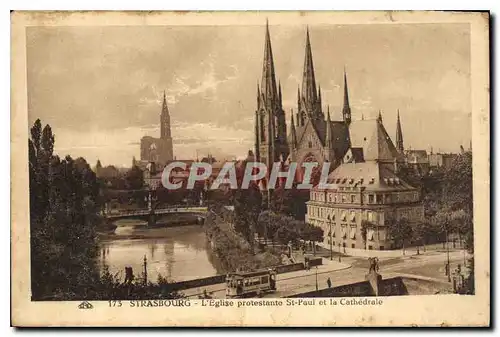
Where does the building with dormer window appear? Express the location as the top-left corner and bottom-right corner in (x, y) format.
(305, 119), (424, 251)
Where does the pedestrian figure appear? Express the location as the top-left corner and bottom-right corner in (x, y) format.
(327, 277), (332, 288)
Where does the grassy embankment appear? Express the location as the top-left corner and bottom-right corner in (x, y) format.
(204, 211), (281, 273)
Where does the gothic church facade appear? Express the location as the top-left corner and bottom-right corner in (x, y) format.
(140, 92), (174, 166)
(255, 23), (355, 171)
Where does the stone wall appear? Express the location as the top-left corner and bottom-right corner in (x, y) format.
(287, 277), (409, 298)
(169, 262), (307, 292)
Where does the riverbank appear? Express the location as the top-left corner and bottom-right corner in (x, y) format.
(97, 222), (205, 241)
(204, 211), (281, 273)
(97, 214), (202, 240)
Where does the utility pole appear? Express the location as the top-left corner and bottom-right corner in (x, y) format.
(445, 224), (451, 283)
(463, 243), (467, 267)
(328, 215), (333, 261)
(143, 255), (148, 285)
(315, 266), (318, 291)
(266, 187), (272, 244)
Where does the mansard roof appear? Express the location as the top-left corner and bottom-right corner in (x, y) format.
(325, 161), (416, 191)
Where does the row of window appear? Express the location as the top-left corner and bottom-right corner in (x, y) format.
(311, 191), (420, 204)
(319, 224), (387, 242)
(325, 240), (384, 251)
(307, 207), (378, 223)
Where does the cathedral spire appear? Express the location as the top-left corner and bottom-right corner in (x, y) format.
(396, 109), (404, 153)
(342, 68), (352, 125)
(301, 26), (317, 108)
(261, 20), (278, 105)
(378, 109), (383, 123)
(161, 91), (171, 139)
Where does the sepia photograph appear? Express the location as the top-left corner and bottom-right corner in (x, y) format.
(10, 11), (490, 327)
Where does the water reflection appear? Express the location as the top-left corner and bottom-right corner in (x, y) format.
(99, 219), (220, 282)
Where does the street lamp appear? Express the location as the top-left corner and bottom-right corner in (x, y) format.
(338, 242), (341, 262)
(445, 221), (451, 283)
(315, 265), (318, 291)
(328, 215), (333, 261)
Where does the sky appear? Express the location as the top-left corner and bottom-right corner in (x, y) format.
(26, 23), (471, 167)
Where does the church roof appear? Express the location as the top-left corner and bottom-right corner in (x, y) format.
(348, 119), (404, 162)
(291, 118), (350, 158)
(323, 118), (415, 191)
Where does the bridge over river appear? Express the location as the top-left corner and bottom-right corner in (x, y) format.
(102, 205), (209, 227)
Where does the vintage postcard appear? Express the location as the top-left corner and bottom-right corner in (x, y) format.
(11, 11), (490, 327)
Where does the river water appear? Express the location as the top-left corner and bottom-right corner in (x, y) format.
(98, 218), (221, 283)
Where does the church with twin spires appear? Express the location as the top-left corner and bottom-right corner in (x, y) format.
(254, 22), (406, 172)
(255, 22), (424, 251)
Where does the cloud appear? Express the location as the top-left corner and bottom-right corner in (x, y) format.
(162, 57), (240, 105)
(53, 120), (253, 167)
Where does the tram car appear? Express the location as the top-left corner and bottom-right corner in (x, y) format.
(225, 268), (277, 298)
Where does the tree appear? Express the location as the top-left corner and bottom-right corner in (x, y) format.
(29, 120), (101, 300)
(386, 218), (413, 255)
(233, 181), (262, 249)
(433, 209), (454, 249)
(126, 164), (144, 190)
(411, 221), (427, 254)
(300, 222), (323, 255)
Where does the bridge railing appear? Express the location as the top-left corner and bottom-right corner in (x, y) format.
(104, 205), (208, 218)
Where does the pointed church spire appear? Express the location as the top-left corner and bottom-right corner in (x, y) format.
(396, 109), (404, 153)
(261, 20), (278, 104)
(342, 68), (352, 125)
(291, 111), (297, 149)
(378, 109), (383, 123)
(325, 108), (333, 147)
(161, 91), (171, 139)
(301, 26), (317, 108)
(162, 90), (168, 112)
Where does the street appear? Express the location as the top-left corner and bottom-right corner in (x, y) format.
(183, 249), (468, 299)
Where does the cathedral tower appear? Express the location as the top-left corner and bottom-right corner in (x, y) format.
(255, 21), (288, 167)
(159, 92), (173, 163)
